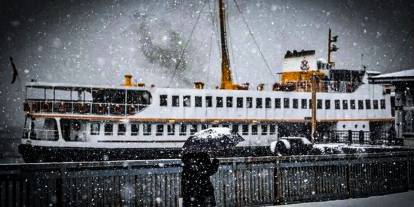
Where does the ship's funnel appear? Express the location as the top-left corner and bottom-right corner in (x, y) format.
(123, 74), (133, 87)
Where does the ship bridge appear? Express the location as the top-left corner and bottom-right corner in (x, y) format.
(23, 82), (152, 116)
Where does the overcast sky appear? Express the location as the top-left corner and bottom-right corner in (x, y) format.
(1, 0), (414, 128)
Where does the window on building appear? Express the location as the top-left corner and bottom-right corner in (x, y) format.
(252, 125), (258, 135)
(216, 97), (223, 107)
(380, 99), (386, 109)
(358, 100), (364, 109)
(284, 98), (290, 108)
(190, 124), (198, 135)
(293, 99), (299, 109)
(226, 97), (233, 108)
(256, 98), (263, 108)
(325, 100), (331, 109)
(261, 125), (268, 135)
(160, 95), (168, 106)
(118, 124), (126, 136)
(201, 124), (208, 130)
(212, 124), (219, 127)
(237, 97), (243, 108)
(167, 124), (175, 135)
(232, 124), (239, 133)
(275, 98), (281, 108)
(317, 99), (322, 109)
(156, 125), (164, 136)
(365, 99), (371, 109)
(343, 100), (348, 110)
(172, 96), (179, 107)
(90, 123), (100, 135)
(131, 123), (139, 136)
(350, 100), (356, 109)
(373, 100), (379, 109)
(104, 123), (113, 136)
(143, 124), (151, 136)
(242, 124), (249, 135)
(195, 96), (202, 107)
(183, 95), (191, 107)
(179, 124), (187, 136)
(206, 96), (212, 107)
(301, 99), (307, 109)
(222, 124), (229, 128)
(246, 97), (253, 108)
(265, 98), (271, 108)
(335, 100), (340, 109)
(270, 124), (276, 135)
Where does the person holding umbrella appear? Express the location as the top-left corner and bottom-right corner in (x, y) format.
(180, 127), (244, 206)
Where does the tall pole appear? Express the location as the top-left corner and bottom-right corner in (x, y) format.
(311, 72), (317, 144)
(327, 28), (332, 65)
(219, 0), (233, 89)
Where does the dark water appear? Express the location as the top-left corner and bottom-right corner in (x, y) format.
(0, 127), (23, 163)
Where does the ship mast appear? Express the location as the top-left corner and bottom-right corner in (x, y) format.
(219, 0), (234, 90)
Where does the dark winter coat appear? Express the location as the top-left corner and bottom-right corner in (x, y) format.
(181, 153), (219, 207)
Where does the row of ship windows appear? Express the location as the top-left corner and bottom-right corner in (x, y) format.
(90, 123), (277, 136)
(159, 95), (386, 110)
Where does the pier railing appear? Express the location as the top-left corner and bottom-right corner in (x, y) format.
(0, 152), (413, 206)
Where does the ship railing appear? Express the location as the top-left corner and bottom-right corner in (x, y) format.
(315, 130), (393, 145)
(23, 99), (148, 116)
(274, 80), (360, 93)
(24, 128), (59, 141)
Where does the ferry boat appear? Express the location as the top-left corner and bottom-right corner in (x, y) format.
(18, 0), (393, 162)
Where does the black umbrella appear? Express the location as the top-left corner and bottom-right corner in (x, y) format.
(182, 127), (244, 155)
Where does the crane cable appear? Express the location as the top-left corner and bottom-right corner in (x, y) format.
(167, 0), (208, 87)
(232, 0), (275, 79)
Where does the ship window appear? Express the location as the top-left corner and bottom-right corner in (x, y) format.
(131, 123), (139, 136)
(358, 100), (364, 109)
(143, 124), (151, 136)
(380, 99), (386, 109)
(91, 123), (100, 135)
(180, 124), (187, 136)
(118, 124), (126, 136)
(309, 99), (312, 109)
(232, 124), (239, 133)
(242, 124), (249, 135)
(160, 95), (168, 106)
(261, 125), (268, 135)
(350, 100), (356, 109)
(226, 97), (233, 108)
(212, 124), (219, 127)
(167, 124), (175, 135)
(104, 123), (113, 136)
(335, 100), (340, 109)
(246, 97), (253, 108)
(365, 100), (371, 109)
(301, 99), (307, 109)
(373, 100), (379, 109)
(275, 98), (281, 108)
(237, 97), (243, 108)
(252, 125), (258, 135)
(283, 98), (289, 108)
(183, 95), (191, 107)
(317, 99), (322, 109)
(343, 100), (348, 110)
(256, 98), (263, 108)
(270, 124), (276, 135)
(216, 97), (223, 107)
(206, 96), (213, 107)
(190, 124), (198, 135)
(265, 98), (271, 108)
(293, 99), (298, 109)
(195, 96), (202, 107)
(222, 124), (230, 128)
(325, 100), (331, 109)
(172, 96), (179, 107)
(156, 125), (164, 136)
(201, 124), (208, 130)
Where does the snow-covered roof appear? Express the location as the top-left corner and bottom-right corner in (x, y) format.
(25, 81), (150, 90)
(369, 69), (414, 84)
